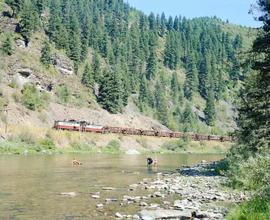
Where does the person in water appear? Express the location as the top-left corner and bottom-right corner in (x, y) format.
(72, 158), (82, 166)
(147, 157), (157, 166)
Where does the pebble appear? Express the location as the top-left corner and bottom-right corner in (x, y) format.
(102, 187), (115, 191)
(60, 192), (76, 197)
(115, 212), (124, 218)
(96, 204), (103, 209)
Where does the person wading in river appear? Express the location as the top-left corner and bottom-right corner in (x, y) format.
(147, 157), (157, 166)
(72, 158), (82, 166)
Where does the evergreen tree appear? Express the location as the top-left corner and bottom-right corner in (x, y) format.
(184, 54), (199, 100)
(98, 67), (123, 113)
(199, 53), (211, 99)
(204, 88), (216, 126)
(181, 103), (195, 132)
(1, 35), (13, 56)
(18, 0), (39, 45)
(155, 81), (168, 125)
(40, 40), (52, 66)
(92, 51), (101, 82)
(81, 63), (94, 89)
(138, 74), (149, 111)
(68, 11), (81, 73)
(171, 72), (180, 104)
(146, 47), (157, 80)
(5, 0), (24, 17)
(236, 0), (270, 154)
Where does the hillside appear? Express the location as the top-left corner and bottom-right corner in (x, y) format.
(0, 0), (257, 137)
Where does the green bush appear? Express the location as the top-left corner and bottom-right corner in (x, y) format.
(21, 84), (50, 111)
(56, 85), (70, 104)
(226, 155), (270, 190)
(103, 140), (121, 154)
(8, 78), (18, 88)
(162, 138), (189, 152)
(39, 138), (56, 150)
(70, 141), (95, 152)
(227, 196), (270, 220)
(17, 129), (37, 145)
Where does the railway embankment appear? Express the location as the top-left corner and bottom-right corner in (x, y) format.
(0, 125), (232, 155)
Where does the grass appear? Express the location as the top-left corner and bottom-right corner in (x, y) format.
(227, 197), (270, 220)
(0, 125), (232, 155)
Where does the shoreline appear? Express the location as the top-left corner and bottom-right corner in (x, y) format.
(111, 162), (248, 219)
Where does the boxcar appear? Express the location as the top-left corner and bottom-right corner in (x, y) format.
(84, 124), (103, 133)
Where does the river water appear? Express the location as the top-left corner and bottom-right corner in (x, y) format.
(0, 154), (224, 219)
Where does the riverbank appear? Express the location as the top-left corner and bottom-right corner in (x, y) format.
(0, 126), (232, 155)
(107, 162), (249, 219)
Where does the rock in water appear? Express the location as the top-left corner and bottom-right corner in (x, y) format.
(139, 209), (192, 219)
(60, 192), (76, 197)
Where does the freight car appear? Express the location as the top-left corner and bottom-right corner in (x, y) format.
(53, 120), (233, 142)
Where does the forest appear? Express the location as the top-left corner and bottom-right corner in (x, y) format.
(0, 0), (269, 219)
(2, 0), (254, 134)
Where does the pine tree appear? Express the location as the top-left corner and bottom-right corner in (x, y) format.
(171, 72), (180, 104)
(92, 51), (101, 82)
(184, 54), (199, 100)
(68, 11), (81, 73)
(18, 0), (39, 45)
(146, 47), (157, 80)
(1, 35), (13, 56)
(98, 67), (123, 113)
(235, 0), (270, 155)
(40, 41), (52, 66)
(181, 103), (195, 132)
(139, 74), (150, 110)
(5, 0), (24, 17)
(81, 63), (94, 89)
(204, 88), (216, 126)
(155, 81), (168, 126)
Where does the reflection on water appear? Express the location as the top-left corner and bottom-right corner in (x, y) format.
(0, 154), (224, 219)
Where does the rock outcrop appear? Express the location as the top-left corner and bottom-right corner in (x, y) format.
(53, 54), (74, 75)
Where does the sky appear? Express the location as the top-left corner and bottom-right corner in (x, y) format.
(124, 0), (262, 27)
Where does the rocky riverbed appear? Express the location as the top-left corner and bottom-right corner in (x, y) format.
(99, 162), (249, 220)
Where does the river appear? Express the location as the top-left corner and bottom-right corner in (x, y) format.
(0, 154), (224, 219)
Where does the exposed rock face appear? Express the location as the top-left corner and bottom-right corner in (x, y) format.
(16, 39), (27, 48)
(53, 54), (74, 75)
(11, 67), (55, 92)
(192, 106), (206, 121)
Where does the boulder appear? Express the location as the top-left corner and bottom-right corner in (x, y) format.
(53, 54), (74, 75)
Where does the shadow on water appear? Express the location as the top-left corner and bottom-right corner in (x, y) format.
(177, 162), (223, 177)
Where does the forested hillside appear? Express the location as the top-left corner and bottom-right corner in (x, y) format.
(0, 0), (256, 134)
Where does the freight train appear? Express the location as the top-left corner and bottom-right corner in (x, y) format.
(53, 120), (233, 142)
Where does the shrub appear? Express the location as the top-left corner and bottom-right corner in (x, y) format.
(39, 138), (56, 150)
(162, 138), (189, 152)
(56, 85), (70, 104)
(17, 129), (37, 145)
(103, 140), (121, 154)
(12, 91), (21, 102)
(21, 84), (50, 111)
(227, 196), (270, 220)
(70, 141), (94, 152)
(8, 78), (18, 88)
(226, 154), (270, 190)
